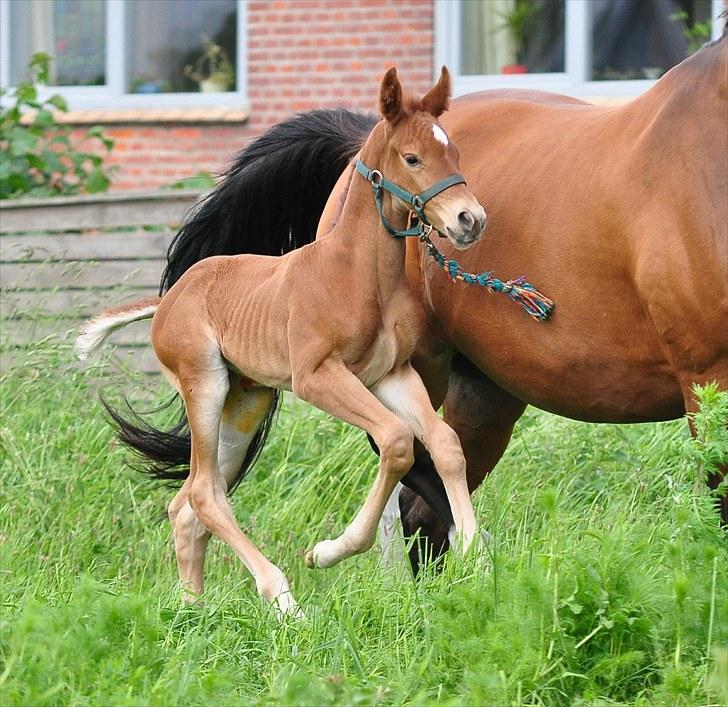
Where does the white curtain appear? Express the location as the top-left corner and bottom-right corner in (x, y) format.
(460, 0), (516, 75)
(10, 0), (57, 83)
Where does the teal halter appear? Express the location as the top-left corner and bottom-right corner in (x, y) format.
(355, 159), (466, 238)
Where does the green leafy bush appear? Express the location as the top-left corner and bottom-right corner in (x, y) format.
(0, 53), (114, 199)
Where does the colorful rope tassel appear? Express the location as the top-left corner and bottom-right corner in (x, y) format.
(421, 234), (555, 322)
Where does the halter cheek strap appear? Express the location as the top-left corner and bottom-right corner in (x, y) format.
(355, 159), (466, 238)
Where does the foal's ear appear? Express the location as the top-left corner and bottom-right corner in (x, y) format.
(420, 66), (451, 117)
(379, 67), (403, 122)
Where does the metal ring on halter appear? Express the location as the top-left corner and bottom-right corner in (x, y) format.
(368, 169), (383, 187)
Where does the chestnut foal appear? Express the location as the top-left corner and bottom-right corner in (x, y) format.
(77, 67), (486, 616)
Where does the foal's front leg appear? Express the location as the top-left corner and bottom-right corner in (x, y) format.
(371, 364), (478, 552)
(292, 361), (416, 568)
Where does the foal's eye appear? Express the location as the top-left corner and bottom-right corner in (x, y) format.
(404, 154), (420, 166)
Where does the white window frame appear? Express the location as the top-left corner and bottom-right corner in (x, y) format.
(435, 0), (725, 98)
(0, 0), (248, 110)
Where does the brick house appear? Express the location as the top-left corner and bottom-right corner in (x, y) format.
(1, 0), (724, 192)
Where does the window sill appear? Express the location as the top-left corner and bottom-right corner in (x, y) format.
(21, 106), (250, 125)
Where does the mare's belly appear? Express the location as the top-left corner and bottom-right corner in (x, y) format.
(459, 326), (685, 423)
(429, 261), (686, 423)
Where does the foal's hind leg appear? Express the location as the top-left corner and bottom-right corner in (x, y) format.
(169, 354), (299, 616)
(156, 364), (209, 600)
(168, 478), (208, 601)
(166, 375), (276, 601)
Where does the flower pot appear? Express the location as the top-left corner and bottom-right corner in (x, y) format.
(200, 78), (229, 93)
(502, 64), (527, 75)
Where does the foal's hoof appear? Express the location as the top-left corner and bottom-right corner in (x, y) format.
(305, 539), (343, 569)
(274, 592), (306, 621)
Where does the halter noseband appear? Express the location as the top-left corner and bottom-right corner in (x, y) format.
(355, 159), (466, 238)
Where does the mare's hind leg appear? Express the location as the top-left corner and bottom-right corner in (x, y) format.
(171, 353), (299, 616)
(399, 358), (526, 573)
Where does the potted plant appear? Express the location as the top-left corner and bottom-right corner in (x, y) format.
(498, 0), (539, 74)
(669, 9), (711, 55)
(184, 37), (235, 93)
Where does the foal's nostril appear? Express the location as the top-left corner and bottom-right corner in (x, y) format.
(458, 210), (475, 230)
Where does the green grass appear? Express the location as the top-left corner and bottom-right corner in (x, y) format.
(1, 342), (726, 706)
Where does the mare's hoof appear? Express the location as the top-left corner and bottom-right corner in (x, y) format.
(304, 549), (316, 568)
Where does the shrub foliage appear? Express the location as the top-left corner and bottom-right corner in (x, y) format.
(0, 53), (114, 199)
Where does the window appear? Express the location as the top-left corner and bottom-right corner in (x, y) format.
(126, 0), (237, 94)
(460, 0), (565, 75)
(8, 0), (106, 87)
(0, 0), (246, 108)
(438, 0), (724, 97)
(590, 0), (713, 81)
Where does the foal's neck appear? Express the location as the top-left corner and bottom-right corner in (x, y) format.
(326, 123), (409, 299)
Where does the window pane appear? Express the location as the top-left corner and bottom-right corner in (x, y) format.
(591, 0), (712, 81)
(460, 0), (565, 75)
(9, 0), (105, 86)
(126, 0), (237, 94)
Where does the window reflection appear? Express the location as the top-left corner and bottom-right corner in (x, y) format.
(125, 0), (237, 94)
(460, 0), (565, 75)
(591, 0), (712, 80)
(9, 0), (105, 86)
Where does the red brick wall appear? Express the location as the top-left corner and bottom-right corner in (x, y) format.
(99, 124), (254, 191)
(247, 0), (434, 130)
(99, 0), (434, 192)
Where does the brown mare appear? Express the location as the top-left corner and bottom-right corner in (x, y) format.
(392, 31), (728, 560)
(144, 30), (726, 571)
(77, 68), (486, 613)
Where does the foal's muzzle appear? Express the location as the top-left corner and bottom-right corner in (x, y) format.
(445, 205), (487, 250)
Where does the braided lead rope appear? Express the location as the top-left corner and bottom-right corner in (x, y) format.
(419, 232), (555, 322)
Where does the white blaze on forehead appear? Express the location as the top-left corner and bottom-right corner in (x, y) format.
(432, 124), (449, 146)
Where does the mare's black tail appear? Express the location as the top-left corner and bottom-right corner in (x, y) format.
(102, 394), (279, 494)
(107, 108), (377, 492)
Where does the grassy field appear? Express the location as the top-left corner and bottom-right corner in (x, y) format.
(1, 342), (726, 706)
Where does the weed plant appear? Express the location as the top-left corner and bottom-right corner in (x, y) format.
(1, 341), (726, 706)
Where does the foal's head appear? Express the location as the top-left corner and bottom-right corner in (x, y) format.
(372, 66), (486, 249)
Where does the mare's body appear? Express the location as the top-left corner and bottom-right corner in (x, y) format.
(311, 38), (727, 560)
(398, 39), (728, 552)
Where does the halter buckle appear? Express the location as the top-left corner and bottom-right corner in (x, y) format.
(368, 169), (383, 187)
